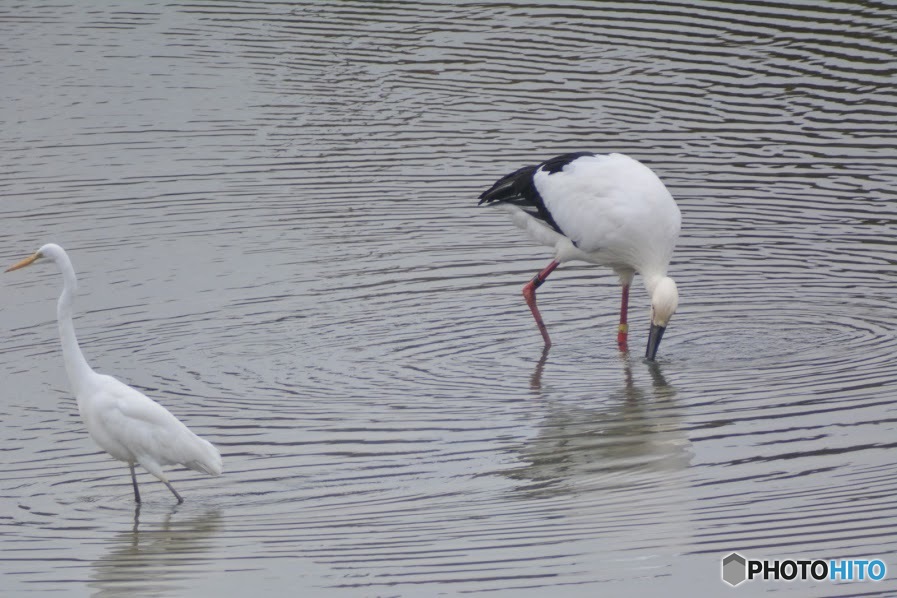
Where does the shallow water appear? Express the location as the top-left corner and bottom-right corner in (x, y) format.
(2, 1), (897, 596)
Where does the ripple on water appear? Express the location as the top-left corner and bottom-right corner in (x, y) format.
(3, 0), (897, 595)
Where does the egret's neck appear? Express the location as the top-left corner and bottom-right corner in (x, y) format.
(55, 254), (95, 395)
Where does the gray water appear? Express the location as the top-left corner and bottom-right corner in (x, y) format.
(2, 1), (897, 596)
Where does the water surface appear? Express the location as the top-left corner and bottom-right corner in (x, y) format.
(2, 1), (897, 596)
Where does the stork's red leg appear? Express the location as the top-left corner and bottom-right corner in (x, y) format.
(522, 260), (560, 347)
(617, 283), (630, 352)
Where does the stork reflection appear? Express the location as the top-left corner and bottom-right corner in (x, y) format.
(509, 349), (691, 497)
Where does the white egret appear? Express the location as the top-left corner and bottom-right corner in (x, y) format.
(6, 243), (222, 503)
(478, 152), (680, 360)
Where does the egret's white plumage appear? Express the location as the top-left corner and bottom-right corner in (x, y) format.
(479, 152), (681, 359)
(6, 243), (221, 503)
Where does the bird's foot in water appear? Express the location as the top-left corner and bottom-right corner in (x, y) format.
(523, 282), (552, 347)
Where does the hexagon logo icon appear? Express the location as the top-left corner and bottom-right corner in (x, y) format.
(722, 552), (747, 586)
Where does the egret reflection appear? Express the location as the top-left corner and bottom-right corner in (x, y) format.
(89, 506), (222, 598)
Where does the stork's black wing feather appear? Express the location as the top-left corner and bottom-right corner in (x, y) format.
(477, 152), (595, 236)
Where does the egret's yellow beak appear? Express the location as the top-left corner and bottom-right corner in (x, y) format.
(5, 252), (42, 273)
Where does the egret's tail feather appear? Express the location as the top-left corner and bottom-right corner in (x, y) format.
(187, 458), (222, 476)
(184, 436), (223, 476)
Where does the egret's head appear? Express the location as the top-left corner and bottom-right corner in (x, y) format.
(5, 243), (65, 272)
(646, 276), (678, 360)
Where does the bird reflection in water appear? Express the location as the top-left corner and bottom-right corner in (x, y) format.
(88, 505), (222, 598)
(510, 349), (692, 498)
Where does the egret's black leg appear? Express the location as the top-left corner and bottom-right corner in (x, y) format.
(129, 463), (141, 503)
(163, 481), (184, 504)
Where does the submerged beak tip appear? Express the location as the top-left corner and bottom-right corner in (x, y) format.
(645, 323), (667, 361)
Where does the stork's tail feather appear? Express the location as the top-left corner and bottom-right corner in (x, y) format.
(478, 164), (539, 205)
(478, 162), (565, 235)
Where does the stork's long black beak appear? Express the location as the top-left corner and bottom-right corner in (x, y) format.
(645, 323), (666, 361)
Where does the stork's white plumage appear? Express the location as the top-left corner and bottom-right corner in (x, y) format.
(478, 152), (681, 359)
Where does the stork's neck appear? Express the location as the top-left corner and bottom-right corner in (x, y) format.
(642, 271), (668, 296)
